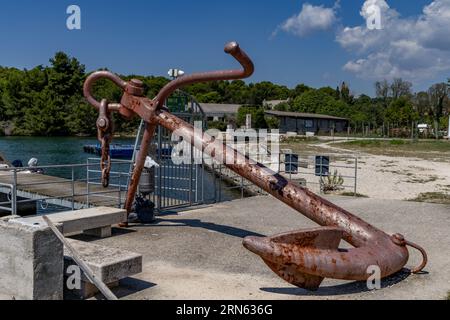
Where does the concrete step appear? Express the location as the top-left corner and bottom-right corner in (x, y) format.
(63, 238), (142, 299)
(12, 207), (127, 238)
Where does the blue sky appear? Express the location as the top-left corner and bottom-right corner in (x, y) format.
(0, 0), (447, 96)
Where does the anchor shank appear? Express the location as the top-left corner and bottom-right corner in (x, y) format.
(156, 109), (386, 248)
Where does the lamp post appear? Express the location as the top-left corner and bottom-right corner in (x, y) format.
(168, 69), (185, 80)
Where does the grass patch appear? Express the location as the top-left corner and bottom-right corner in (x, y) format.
(410, 192), (450, 205)
(338, 139), (450, 151)
(335, 139), (450, 160)
(447, 291), (450, 300)
(406, 176), (439, 184)
(282, 136), (319, 143)
(340, 192), (369, 198)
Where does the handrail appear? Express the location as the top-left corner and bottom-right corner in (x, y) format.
(0, 160), (133, 172)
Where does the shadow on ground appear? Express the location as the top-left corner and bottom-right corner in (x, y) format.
(90, 278), (157, 300)
(261, 269), (411, 297)
(132, 217), (265, 239)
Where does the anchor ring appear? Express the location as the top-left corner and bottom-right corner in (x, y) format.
(392, 234), (427, 274)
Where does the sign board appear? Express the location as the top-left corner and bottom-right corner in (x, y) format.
(285, 154), (299, 174)
(315, 156), (330, 177)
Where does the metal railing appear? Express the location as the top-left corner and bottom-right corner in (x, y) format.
(0, 157), (206, 216)
(0, 145), (359, 216)
(0, 160), (133, 216)
(280, 154), (358, 195)
(208, 150), (359, 202)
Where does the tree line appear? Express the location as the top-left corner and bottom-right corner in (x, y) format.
(0, 52), (449, 136)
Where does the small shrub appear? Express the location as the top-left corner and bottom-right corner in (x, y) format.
(320, 170), (344, 193)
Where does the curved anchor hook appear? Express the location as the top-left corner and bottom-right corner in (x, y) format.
(83, 41), (427, 291)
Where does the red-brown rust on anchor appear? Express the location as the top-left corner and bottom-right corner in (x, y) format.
(83, 41), (427, 290)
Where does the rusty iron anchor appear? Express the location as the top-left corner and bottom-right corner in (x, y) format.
(83, 41), (427, 291)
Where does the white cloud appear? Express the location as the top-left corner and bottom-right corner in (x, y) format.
(276, 3), (338, 37)
(337, 0), (450, 81)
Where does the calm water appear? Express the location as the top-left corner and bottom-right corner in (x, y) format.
(0, 136), (134, 167)
(0, 136), (237, 205)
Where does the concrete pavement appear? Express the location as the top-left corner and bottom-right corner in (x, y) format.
(78, 196), (450, 300)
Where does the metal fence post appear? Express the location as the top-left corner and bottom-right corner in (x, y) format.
(12, 169), (17, 215)
(71, 166), (75, 211)
(354, 157), (358, 197)
(86, 159), (90, 208)
(189, 144), (193, 206)
(218, 164), (223, 203)
(118, 172), (122, 208)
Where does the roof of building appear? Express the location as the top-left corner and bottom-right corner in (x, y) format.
(265, 110), (348, 121)
(199, 103), (242, 115)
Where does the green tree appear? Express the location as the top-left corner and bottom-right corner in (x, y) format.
(385, 97), (419, 126)
(291, 89), (350, 118)
(237, 106), (268, 129)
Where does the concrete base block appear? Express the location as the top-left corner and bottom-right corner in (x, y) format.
(63, 238), (142, 300)
(0, 220), (63, 300)
(13, 207), (126, 236)
(84, 226), (112, 238)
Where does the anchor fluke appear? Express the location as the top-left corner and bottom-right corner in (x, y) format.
(243, 227), (344, 290)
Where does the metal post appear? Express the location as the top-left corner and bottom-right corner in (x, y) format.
(118, 172), (122, 208)
(12, 169), (17, 215)
(71, 166), (75, 211)
(86, 159), (90, 208)
(195, 163), (199, 204)
(189, 144), (193, 206)
(201, 159), (204, 204)
(354, 157), (358, 197)
(241, 176), (244, 199)
(218, 164), (222, 203)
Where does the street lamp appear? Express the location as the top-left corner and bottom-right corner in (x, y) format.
(168, 69), (185, 80)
